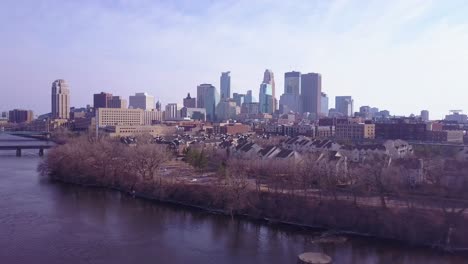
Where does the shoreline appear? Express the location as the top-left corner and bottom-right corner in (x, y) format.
(47, 176), (468, 254)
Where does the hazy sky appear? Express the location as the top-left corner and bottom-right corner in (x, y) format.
(1, 0), (468, 119)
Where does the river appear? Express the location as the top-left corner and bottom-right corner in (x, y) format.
(0, 134), (466, 263)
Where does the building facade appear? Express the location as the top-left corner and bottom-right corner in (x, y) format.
(259, 83), (273, 114)
(97, 108), (143, 127)
(233, 93), (245, 107)
(164, 103), (181, 121)
(220, 71), (231, 99)
(183, 93), (197, 108)
(143, 110), (163, 125)
(301, 72), (321, 119)
(197, 84), (219, 121)
(129, 92), (155, 110)
(335, 123), (375, 140)
(421, 110), (429, 122)
(263, 69), (276, 111)
(321, 92), (329, 116)
(8, 109), (34, 123)
(51, 79), (70, 119)
(335, 96), (354, 117)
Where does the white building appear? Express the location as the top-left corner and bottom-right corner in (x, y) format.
(143, 110), (163, 125)
(164, 103), (181, 121)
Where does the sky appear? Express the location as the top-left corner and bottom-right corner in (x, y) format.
(1, 0), (468, 119)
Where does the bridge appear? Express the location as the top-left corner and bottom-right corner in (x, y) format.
(0, 145), (54, 156)
(0, 131), (51, 140)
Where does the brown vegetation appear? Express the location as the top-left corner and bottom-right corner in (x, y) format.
(40, 136), (468, 251)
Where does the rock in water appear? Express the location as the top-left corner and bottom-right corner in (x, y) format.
(297, 252), (332, 264)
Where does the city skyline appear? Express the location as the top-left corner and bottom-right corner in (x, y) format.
(2, 1), (468, 119)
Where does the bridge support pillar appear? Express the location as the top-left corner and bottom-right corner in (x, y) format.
(39, 148), (44, 157)
(16, 148), (21, 157)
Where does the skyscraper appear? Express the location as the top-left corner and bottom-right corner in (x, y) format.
(51, 79), (70, 119)
(279, 71), (302, 113)
(233, 93), (245, 107)
(197, 84), (219, 121)
(284, 71), (301, 94)
(421, 110), (429, 121)
(263, 69), (276, 111)
(335, 96), (354, 117)
(259, 83), (273, 114)
(301, 72), (322, 119)
(220, 71), (231, 99)
(129, 92), (155, 110)
(245, 90), (255, 103)
(321, 92), (329, 116)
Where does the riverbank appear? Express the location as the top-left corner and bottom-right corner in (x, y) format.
(39, 136), (468, 252)
(46, 173), (468, 253)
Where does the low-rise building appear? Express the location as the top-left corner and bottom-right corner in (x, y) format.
(335, 123), (375, 140)
(105, 125), (177, 137)
(97, 108), (143, 127)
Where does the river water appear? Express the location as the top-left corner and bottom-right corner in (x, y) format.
(0, 134), (466, 264)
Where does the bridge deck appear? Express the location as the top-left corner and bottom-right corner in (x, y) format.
(0, 145), (54, 150)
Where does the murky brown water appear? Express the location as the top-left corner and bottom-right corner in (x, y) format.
(0, 134), (466, 263)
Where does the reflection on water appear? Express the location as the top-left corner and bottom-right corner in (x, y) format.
(0, 135), (466, 264)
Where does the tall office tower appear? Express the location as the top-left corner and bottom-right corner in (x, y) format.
(301, 72), (322, 119)
(259, 83), (273, 114)
(155, 100), (162, 111)
(421, 110), (429, 121)
(320, 92), (329, 116)
(279, 71), (302, 113)
(183, 93), (197, 108)
(263, 69), (276, 111)
(164, 103), (181, 121)
(233, 93), (245, 107)
(51, 79), (70, 119)
(129, 92), (155, 110)
(108, 96), (127, 108)
(335, 96), (354, 117)
(220, 71), (231, 99)
(245, 90), (254, 103)
(197, 84), (220, 121)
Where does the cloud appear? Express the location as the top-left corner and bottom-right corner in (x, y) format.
(0, 0), (467, 119)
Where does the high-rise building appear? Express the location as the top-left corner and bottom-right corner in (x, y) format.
(320, 92), (329, 116)
(284, 71), (301, 95)
(245, 90), (257, 103)
(216, 100), (239, 121)
(279, 71), (302, 114)
(259, 83), (273, 114)
(197, 84), (219, 121)
(51, 79), (70, 119)
(263, 69), (276, 111)
(233, 93), (245, 107)
(220, 71), (231, 99)
(164, 103), (181, 121)
(129, 92), (155, 110)
(421, 110), (429, 122)
(301, 72), (321, 119)
(335, 96), (354, 117)
(183, 93), (197, 108)
(8, 109), (33, 123)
